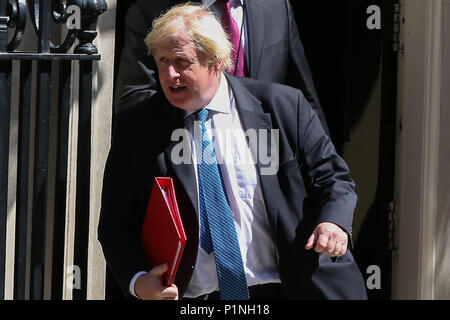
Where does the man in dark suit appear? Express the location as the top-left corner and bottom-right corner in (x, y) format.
(114, 0), (329, 132)
(98, 4), (366, 300)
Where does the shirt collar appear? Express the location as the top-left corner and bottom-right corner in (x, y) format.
(202, 0), (244, 9)
(184, 73), (231, 119)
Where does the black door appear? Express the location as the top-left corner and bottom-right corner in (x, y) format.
(291, 0), (398, 300)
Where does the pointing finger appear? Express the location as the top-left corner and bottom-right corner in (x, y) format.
(305, 232), (317, 250)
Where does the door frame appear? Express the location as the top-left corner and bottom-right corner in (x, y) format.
(393, 0), (442, 300)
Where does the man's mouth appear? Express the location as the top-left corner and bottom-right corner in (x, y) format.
(169, 85), (187, 92)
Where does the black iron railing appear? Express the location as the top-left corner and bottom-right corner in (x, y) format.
(0, 0), (107, 300)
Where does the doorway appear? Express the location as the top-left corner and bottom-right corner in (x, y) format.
(292, 0), (398, 300)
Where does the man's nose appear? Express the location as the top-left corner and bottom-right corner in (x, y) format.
(167, 65), (180, 79)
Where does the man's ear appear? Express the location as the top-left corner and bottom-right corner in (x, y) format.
(209, 59), (222, 77)
(213, 59), (222, 72)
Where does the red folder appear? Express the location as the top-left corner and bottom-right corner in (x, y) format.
(141, 177), (187, 286)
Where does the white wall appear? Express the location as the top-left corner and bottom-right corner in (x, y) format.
(435, 0), (450, 300)
(394, 0), (450, 299)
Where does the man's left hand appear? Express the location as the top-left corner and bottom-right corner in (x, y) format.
(305, 222), (348, 257)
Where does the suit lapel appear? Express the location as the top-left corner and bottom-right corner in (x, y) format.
(225, 74), (279, 235)
(163, 106), (199, 215)
(244, 0), (265, 79)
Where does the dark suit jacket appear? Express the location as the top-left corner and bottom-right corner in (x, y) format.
(98, 74), (367, 300)
(114, 0), (329, 133)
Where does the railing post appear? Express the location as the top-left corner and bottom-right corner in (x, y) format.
(72, 60), (93, 300)
(0, 58), (12, 301)
(38, 0), (51, 53)
(14, 60), (33, 300)
(30, 59), (52, 300)
(0, 0), (12, 297)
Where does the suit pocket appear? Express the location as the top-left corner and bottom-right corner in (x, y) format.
(278, 153), (299, 175)
(264, 38), (288, 58)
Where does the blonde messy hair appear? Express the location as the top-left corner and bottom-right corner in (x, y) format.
(144, 3), (233, 71)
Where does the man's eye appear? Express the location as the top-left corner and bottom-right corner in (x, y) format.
(176, 58), (190, 68)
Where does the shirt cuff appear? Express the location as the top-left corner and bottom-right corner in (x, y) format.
(129, 271), (147, 299)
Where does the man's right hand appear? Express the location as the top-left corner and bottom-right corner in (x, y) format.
(134, 263), (179, 300)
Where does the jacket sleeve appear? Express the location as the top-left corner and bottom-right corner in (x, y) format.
(296, 91), (356, 246)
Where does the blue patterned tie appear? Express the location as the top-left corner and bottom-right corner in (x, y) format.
(194, 108), (249, 300)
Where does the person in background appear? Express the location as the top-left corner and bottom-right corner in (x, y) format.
(114, 0), (329, 133)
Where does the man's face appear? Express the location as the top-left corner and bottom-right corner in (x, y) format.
(154, 29), (220, 111)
